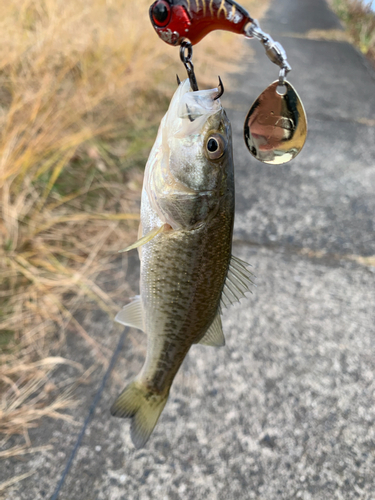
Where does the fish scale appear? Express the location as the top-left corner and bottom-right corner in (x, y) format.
(142, 216), (233, 349)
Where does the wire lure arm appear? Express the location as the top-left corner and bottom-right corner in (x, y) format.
(245, 20), (291, 84)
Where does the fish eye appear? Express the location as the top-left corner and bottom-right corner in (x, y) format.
(151, 0), (172, 27)
(207, 138), (218, 152)
(205, 133), (226, 160)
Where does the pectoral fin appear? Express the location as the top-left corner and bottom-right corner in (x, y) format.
(221, 255), (254, 309)
(118, 224), (168, 253)
(198, 310), (225, 347)
(115, 296), (144, 331)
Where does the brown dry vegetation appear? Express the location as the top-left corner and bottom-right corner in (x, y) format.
(329, 0), (375, 66)
(0, 0), (267, 461)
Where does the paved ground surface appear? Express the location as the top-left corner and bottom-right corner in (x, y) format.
(3, 0), (375, 498)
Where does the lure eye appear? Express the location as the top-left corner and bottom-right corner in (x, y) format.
(151, 0), (172, 27)
(205, 134), (226, 160)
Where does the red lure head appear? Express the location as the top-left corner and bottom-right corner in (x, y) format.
(149, 0), (253, 46)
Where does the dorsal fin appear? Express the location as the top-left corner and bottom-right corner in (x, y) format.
(198, 310), (225, 347)
(115, 296), (144, 332)
(221, 255), (254, 309)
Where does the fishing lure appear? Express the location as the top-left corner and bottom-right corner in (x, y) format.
(149, 0), (253, 46)
(149, 0), (308, 165)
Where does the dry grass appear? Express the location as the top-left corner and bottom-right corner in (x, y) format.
(328, 0), (375, 65)
(0, 0), (266, 460)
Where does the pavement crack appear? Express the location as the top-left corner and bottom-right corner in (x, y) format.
(232, 238), (375, 269)
(312, 115), (375, 127)
(278, 29), (348, 42)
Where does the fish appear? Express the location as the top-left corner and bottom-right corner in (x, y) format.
(149, 0), (254, 46)
(110, 78), (253, 448)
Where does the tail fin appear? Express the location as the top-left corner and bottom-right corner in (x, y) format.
(110, 381), (168, 449)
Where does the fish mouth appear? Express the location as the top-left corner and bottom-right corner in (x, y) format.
(165, 79), (223, 138)
(177, 80), (222, 121)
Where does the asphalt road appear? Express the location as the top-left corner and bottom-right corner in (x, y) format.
(3, 0), (375, 498)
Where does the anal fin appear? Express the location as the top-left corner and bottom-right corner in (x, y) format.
(115, 296), (144, 331)
(198, 310), (225, 347)
(221, 255), (254, 309)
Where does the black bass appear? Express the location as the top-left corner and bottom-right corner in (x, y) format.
(111, 78), (252, 448)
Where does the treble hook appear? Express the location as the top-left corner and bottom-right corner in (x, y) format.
(180, 40), (199, 91)
(213, 76), (224, 100)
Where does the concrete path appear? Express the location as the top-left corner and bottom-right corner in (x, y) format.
(3, 0), (375, 498)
